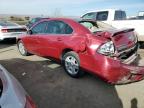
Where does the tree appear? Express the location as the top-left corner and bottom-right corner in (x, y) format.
(25, 16), (30, 21)
(10, 16), (14, 20)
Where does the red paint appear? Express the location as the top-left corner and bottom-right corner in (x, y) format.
(18, 18), (144, 84)
(25, 95), (37, 108)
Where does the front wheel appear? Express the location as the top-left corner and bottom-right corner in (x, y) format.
(17, 40), (29, 56)
(62, 51), (84, 78)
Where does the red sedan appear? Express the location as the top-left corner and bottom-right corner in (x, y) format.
(17, 18), (144, 84)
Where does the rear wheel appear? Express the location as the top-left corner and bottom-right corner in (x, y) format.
(17, 40), (29, 56)
(62, 51), (84, 78)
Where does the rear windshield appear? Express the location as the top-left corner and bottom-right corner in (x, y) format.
(79, 21), (115, 33)
(0, 21), (18, 26)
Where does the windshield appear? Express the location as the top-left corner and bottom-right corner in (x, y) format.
(30, 18), (41, 24)
(0, 21), (18, 27)
(79, 21), (115, 33)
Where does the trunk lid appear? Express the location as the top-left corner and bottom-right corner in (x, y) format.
(108, 29), (138, 61)
(95, 28), (137, 52)
(95, 28), (138, 61)
(111, 28), (137, 52)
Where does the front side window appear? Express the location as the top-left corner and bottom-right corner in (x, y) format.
(96, 11), (108, 21)
(31, 21), (47, 34)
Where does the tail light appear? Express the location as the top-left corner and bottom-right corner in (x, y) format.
(1, 29), (8, 33)
(25, 95), (37, 108)
(97, 41), (115, 56)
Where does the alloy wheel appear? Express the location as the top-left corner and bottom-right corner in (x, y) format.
(19, 42), (26, 55)
(65, 56), (79, 75)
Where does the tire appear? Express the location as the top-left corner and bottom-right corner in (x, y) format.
(17, 40), (29, 56)
(62, 51), (84, 78)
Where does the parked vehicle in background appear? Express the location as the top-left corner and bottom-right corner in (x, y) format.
(0, 20), (27, 41)
(0, 64), (37, 108)
(82, 9), (144, 46)
(26, 17), (49, 29)
(128, 16), (144, 20)
(138, 11), (144, 16)
(17, 18), (144, 84)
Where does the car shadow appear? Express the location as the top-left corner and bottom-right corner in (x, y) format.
(0, 58), (123, 108)
(0, 39), (16, 49)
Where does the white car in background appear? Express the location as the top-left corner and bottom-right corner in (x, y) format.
(0, 64), (37, 108)
(82, 9), (144, 44)
(0, 20), (27, 41)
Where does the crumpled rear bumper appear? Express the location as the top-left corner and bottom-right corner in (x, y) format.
(116, 63), (144, 84)
(90, 52), (144, 84)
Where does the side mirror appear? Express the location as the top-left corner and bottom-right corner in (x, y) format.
(27, 30), (33, 35)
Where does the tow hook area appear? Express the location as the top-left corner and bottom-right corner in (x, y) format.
(117, 64), (144, 84)
(123, 64), (144, 75)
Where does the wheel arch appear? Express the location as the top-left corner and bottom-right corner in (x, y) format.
(16, 38), (21, 44)
(60, 48), (74, 61)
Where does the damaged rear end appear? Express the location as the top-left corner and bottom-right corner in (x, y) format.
(97, 28), (144, 84)
(112, 29), (144, 84)
(112, 28), (138, 64)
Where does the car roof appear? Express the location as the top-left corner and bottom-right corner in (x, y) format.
(85, 8), (122, 13)
(41, 17), (96, 23)
(33, 17), (92, 34)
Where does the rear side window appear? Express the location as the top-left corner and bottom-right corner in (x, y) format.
(96, 11), (108, 21)
(114, 11), (126, 20)
(82, 13), (96, 20)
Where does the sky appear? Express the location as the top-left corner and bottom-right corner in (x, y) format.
(0, 0), (144, 17)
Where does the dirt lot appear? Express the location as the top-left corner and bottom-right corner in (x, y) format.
(1, 41), (144, 108)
